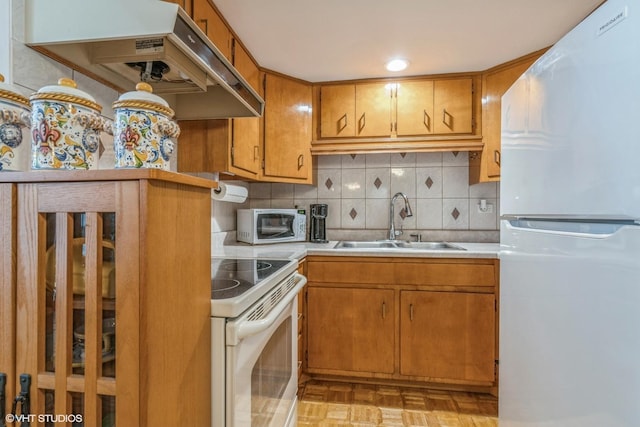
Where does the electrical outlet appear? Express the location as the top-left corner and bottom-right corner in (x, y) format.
(477, 203), (494, 213)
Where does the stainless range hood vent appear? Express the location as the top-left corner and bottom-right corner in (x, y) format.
(24, 0), (264, 119)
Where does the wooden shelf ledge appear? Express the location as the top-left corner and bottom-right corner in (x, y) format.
(311, 136), (483, 155)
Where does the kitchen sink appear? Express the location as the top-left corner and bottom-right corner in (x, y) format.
(333, 240), (465, 250)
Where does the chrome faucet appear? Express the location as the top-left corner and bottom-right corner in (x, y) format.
(388, 192), (413, 240)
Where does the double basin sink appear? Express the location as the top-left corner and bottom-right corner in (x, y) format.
(333, 240), (465, 251)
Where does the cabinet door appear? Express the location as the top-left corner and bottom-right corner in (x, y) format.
(355, 83), (393, 137)
(15, 182), (136, 426)
(320, 85), (356, 138)
(396, 80), (435, 136)
(231, 41), (261, 175)
(433, 78), (473, 134)
(193, 0), (231, 60)
(263, 73), (312, 181)
(307, 287), (394, 374)
(400, 291), (495, 382)
(482, 56), (538, 178)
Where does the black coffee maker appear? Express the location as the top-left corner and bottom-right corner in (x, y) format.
(309, 204), (328, 243)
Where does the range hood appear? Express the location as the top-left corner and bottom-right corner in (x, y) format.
(24, 0), (264, 119)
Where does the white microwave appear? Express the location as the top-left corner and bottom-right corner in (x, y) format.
(237, 209), (307, 244)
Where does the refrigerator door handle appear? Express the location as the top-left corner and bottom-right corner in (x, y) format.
(504, 218), (638, 239)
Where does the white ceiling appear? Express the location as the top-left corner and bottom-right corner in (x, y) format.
(213, 0), (603, 83)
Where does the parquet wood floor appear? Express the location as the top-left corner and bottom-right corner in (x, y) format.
(298, 380), (498, 427)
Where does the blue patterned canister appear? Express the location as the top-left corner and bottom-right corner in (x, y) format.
(0, 74), (31, 171)
(111, 83), (180, 170)
(29, 78), (110, 170)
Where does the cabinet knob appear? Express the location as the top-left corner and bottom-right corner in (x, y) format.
(297, 154), (304, 170)
(410, 303), (414, 321)
(494, 150), (501, 166)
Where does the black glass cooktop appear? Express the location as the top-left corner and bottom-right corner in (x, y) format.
(211, 258), (291, 299)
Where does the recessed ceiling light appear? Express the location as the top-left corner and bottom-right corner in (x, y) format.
(386, 59), (409, 72)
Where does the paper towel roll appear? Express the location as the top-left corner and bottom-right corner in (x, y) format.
(211, 181), (248, 203)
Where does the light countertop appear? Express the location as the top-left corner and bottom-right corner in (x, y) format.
(212, 241), (499, 261)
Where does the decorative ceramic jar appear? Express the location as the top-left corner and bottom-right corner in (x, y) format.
(29, 78), (109, 170)
(111, 82), (180, 170)
(0, 74), (31, 171)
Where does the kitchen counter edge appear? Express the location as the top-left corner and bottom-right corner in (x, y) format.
(212, 241), (499, 261)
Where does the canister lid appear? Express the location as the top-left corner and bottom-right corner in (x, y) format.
(0, 74), (30, 108)
(113, 82), (175, 117)
(30, 78), (102, 112)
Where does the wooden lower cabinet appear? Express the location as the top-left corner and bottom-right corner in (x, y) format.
(0, 170), (213, 427)
(399, 291), (495, 382)
(307, 287), (394, 375)
(305, 256), (498, 389)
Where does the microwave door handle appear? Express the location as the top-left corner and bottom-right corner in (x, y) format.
(228, 273), (307, 344)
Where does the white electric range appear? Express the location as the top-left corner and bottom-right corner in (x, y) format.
(210, 257), (305, 427)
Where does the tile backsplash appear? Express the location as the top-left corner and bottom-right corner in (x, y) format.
(247, 152), (499, 243)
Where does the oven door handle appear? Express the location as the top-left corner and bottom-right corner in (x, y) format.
(229, 273), (307, 344)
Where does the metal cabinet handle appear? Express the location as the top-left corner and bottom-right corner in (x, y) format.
(338, 113), (348, 132)
(297, 154), (304, 170)
(382, 302), (386, 319)
(358, 113), (366, 133)
(410, 304), (414, 321)
(494, 150), (501, 166)
(423, 110), (431, 131)
(442, 109), (453, 129)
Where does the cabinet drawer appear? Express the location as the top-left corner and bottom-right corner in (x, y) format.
(395, 262), (496, 287)
(307, 261), (393, 284)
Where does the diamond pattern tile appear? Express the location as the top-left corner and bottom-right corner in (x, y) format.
(451, 208), (460, 220)
(350, 208), (358, 219)
(350, 154), (357, 159)
(399, 208), (407, 219)
(325, 178), (333, 190)
(374, 177), (382, 189)
(425, 177), (434, 189)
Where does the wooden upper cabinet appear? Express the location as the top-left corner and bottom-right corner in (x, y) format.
(319, 83), (393, 138)
(471, 49), (544, 183)
(230, 40), (261, 176)
(232, 40), (260, 92)
(193, 0), (231, 60)
(176, 38), (263, 179)
(433, 78), (473, 134)
(262, 73), (313, 182)
(320, 85), (356, 138)
(396, 80), (435, 136)
(317, 77), (474, 139)
(355, 83), (393, 137)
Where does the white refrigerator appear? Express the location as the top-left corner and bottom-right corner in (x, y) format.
(499, 0), (640, 425)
